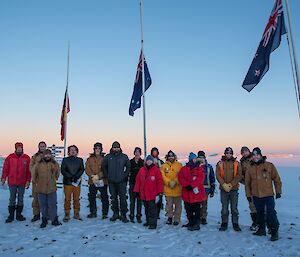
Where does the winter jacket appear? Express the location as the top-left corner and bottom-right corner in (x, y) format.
(1, 153), (31, 186)
(245, 157), (282, 198)
(240, 156), (252, 185)
(161, 160), (182, 197)
(216, 156), (242, 191)
(178, 164), (206, 203)
(129, 158), (144, 185)
(85, 153), (108, 186)
(102, 149), (131, 184)
(29, 152), (43, 178)
(202, 161), (216, 194)
(134, 164), (164, 201)
(33, 159), (60, 194)
(61, 156), (84, 185)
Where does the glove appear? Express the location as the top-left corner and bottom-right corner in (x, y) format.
(169, 180), (176, 189)
(185, 185), (193, 191)
(1, 178), (5, 185)
(91, 175), (100, 184)
(222, 183), (231, 193)
(276, 193), (281, 199)
(247, 197), (252, 202)
(25, 181), (30, 189)
(209, 185), (215, 198)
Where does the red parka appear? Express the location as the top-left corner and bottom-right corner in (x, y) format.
(134, 164), (164, 201)
(1, 153), (31, 186)
(178, 164), (206, 203)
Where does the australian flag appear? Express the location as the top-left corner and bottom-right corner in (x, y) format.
(129, 50), (152, 116)
(242, 0), (286, 92)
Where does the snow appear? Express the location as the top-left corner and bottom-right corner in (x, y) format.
(0, 161), (300, 257)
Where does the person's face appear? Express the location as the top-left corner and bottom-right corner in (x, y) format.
(225, 152), (233, 159)
(94, 147), (102, 155)
(16, 147), (23, 155)
(242, 150), (251, 158)
(152, 150), (158, 158)
(39, 143), (47, 153)
(112, 147), (120, 153)
(168, 156), (175, 163)
(43, 153), (52, 161)
(192, 158), (197, 163)
(146, 159), (153, 166)
(252, 153), (262, 163)
(69, 147), (78, 157)
(134, 151), (141, 159)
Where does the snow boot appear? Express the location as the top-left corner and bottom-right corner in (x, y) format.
(148, 225), (157, 229)
(250, 213), (258, 231)
(63, 212), (70, 222)
(52, 216), (62, 226)
(166, 217), (173, 225)
(102, 214), (108, 220)
(143, 222), (149, 227)
(5, 206), (15, 223)
(74, 212), (82, 220)
(40, 217), (48, 228)
(173, 221), (179, 226)
(16, 206), (26, 221)
(233, 223), (242, 232)
(110, 213), (119, 222)
(270, 229), (279, 241)
(31, 214), (40, 222)
(136, 216), (142, 224)
(182, 222), (191, 228)
(188, 224), (200, 231)
(219, 222), (228, 231)
(87, 213), (97, 218)
(201, 218), (207, 225)
(253, 226), (266, 236)
(120, 214), (129, 223)
(129, 215), (135, 223)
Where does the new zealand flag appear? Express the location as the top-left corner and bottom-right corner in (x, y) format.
(129, 50), (152, 116)
(242, 0), (286, 92)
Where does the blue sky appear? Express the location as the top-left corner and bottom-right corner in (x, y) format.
(0, 0), (299, 165)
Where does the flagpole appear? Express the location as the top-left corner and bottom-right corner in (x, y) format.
(64, 42), (70, 157)
(140, 0), (147, 158)
(284, 0), (300, 119)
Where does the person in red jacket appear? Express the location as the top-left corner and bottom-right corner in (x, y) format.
(134, 155), (163, 229)
(178, 152), (206, 231)
(1, 142), (31, 223)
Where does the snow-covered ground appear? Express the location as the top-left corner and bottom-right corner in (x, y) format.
(0, 162), (299, 257)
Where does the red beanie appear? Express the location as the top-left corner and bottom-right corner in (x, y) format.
(15, 142), (23, 150)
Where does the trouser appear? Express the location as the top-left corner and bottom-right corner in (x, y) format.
(88, 184), (109, 215)
(165, 196), (182, 223)
(184, 202), (201, 226)
(220, 189), (239, 224)
(156, 197), (163, 218)
(32, 183), (40, 216)
(248, 197), (257, 214)
(253, 196), (279, 231)
(38, 192), (58, 222)
(145, 200), (157, 227)
(200, 193), (209, 220)
(109, 182), (128, 215)
(9, 185), (25, 207)
(64, 185), (81, 214)
(129, 183), (142, 218)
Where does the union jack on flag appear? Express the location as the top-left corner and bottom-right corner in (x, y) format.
(242, 0), (286, 92)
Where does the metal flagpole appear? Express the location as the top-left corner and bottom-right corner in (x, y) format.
(63, 42), (70, 157)
(284, 0), (300, 119)
(140, 0), (147, 159)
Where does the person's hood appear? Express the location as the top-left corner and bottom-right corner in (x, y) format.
(251, 156), (267, 165)
(109, 148), (123, 155)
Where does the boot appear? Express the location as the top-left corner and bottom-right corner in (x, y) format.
(270, 229), (279, 241)
(5, 206), (15, 223)
(87, 213), (97, 218)
(74, 212), (82, 220)
(148, 225), (157, 229)
(201, 218), (207, 225)
(110, 213), (119, 222)
(16, 206), (26, 221)
(102, 214), (108, 220)
(40, 217), (48, 228)
(173, 221), (179, 226)
(219, 222), (228, 231)
(188, 224), (200, 231)
(52, 216), (62, 226)
(136, 216), (142, 224)
(143, 222), (149, 227)
(129, 215), (135, 223)
(120, 214), (129, 223)
(233, 223), (242, 232)
(166, 217), (173, 225)
(31, 214), (40, 222)
(250, 213), (258, 231)
(63, 212), (70, 222)
(253, 226), (266, 236)
(182, 222), (191, 228)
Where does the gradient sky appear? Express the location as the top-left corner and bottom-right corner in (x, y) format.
(0, 0), (299, 166)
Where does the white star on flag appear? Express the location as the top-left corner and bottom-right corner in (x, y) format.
(255, 70), (261, 77)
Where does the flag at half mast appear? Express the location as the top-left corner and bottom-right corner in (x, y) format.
(242, 0), (286, 92)
(60, 88), (70, 141)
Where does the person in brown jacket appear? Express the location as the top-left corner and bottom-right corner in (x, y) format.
(216, 147), (242, 232)
(245, 147), (282, 241)
(30, 141), (47, 222)
(240, 146), (258, 231)
(85, 142), (109, 219)
(33, 149), (62, 228)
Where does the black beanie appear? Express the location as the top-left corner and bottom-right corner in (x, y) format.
(240, 146), (250, 154)
(252, 147), (262, 156)
(197, 151), (206, 158)
(94, 142), (103, 149)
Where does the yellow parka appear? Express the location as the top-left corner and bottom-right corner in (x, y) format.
(161, 160), (182, 197)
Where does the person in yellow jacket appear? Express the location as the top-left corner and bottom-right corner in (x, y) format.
(161, 150), (182, 225)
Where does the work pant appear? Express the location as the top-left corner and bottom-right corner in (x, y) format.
(220, 189), (239, 224)
(145, 200), (157, 227)
(32, 183), (40, 216)
(9, 185), (25, 207)
(184, 202), (201, 226)
(38, 192), (58, 222)
(109, 182), (128, 215)
(200, 193), (209, 220)
(64, 185), (81, 214)
(165, 196), (182, 223)
(129, 183), (142, 218)
(88, 184), (109, 215)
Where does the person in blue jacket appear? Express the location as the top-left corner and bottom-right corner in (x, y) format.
(197, 151), (215, 225)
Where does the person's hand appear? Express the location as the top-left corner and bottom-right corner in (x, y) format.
(276, 193), (281, 199)
(25, 181), (30, 189)
(1, 178), (5, 185)
(247, 197), (252, 202)
(92, 175), (99, 184)
(222, 183), (231, 193)
(185, 185), (193, 191)
(209, 190), (214, 198)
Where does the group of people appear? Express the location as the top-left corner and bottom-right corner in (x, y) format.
(1, 141), (282, 241)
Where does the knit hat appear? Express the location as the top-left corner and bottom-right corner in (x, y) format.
(197, 151), (206, 158)
(224, 147), (233, 154)
(167, 150), (175, 158)
(15, 142), (23, 150)
(94, 142), (103, 149)
(43, 149), (52, 156)
(112, 141), (120, 148)
(188, 152), (197, 161)
(146, 155), (154, 162)
(252, 147), (262, 156)
(241, 146), (250, 154)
